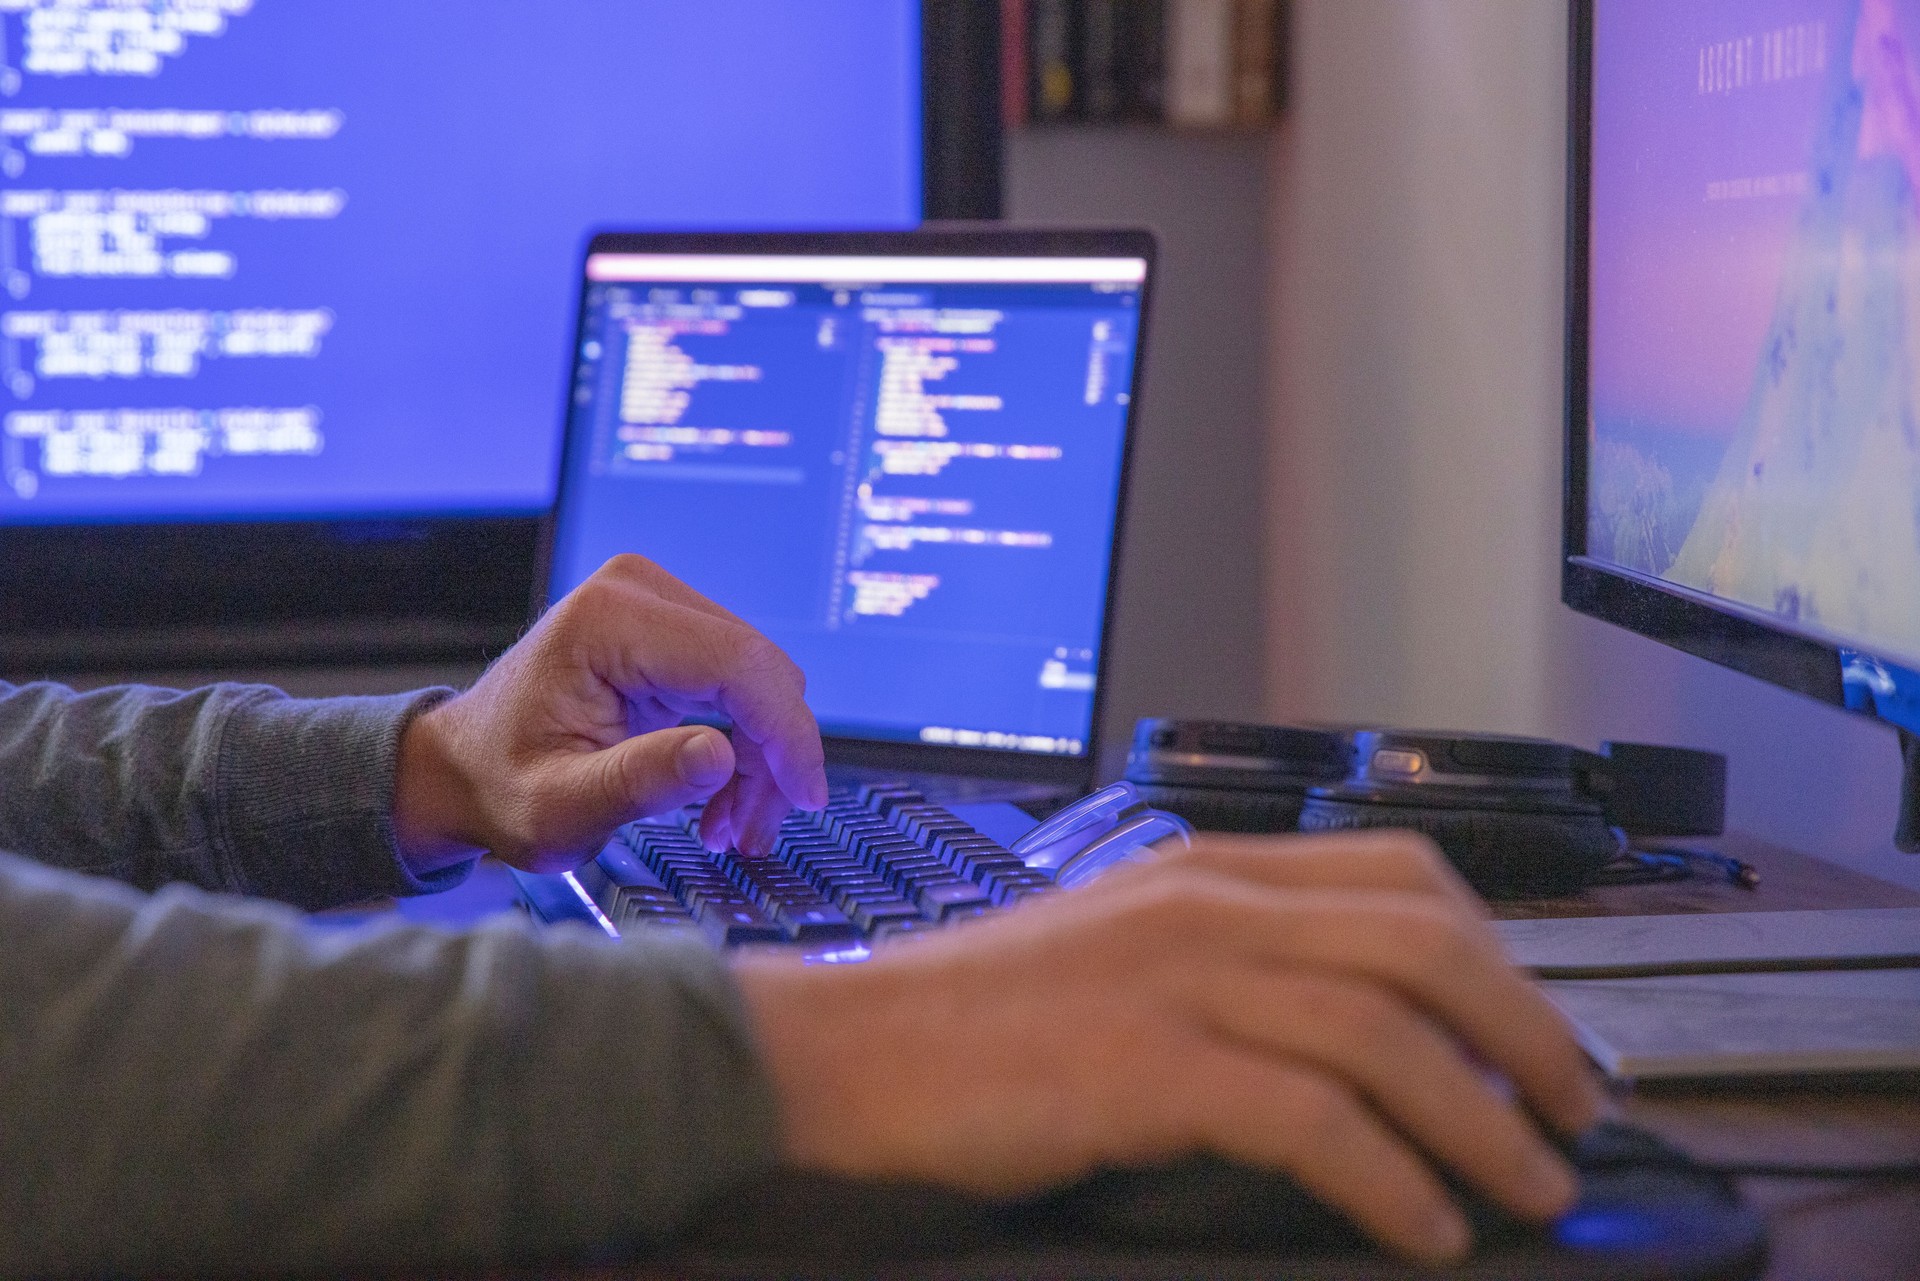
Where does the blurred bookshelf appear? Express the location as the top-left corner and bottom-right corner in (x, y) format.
(999, 2), (1283, 773)
(1003, 0), (1291, 131)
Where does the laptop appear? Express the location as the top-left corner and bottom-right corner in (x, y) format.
(512, 228), (1161, 949)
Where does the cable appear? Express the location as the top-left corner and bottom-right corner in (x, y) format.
(1591, 847), (1762, 888)
(1591, 851), (1691, 886)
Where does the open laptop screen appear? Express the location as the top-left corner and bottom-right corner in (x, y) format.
(549, 237), (1151, 768)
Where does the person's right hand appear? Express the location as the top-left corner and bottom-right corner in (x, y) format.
(735, 830), (1606, 1265)
(391, 554), (826, 876)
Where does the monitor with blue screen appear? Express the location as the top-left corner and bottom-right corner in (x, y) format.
(0, 1), (1006, 672)
(548, 231), (1155, 783)
(0, 0), (921, 525)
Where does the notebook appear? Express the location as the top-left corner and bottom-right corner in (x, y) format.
(1496, 911), (1920, 1080)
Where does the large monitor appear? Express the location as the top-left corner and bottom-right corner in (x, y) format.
(0, 1), (1002, 672)
(1566, 0), (1920, 848)
(547, 230), (1155, 787)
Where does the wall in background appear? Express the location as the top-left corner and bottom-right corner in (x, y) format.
(1006, 127), (1275, 775)
(1264, 0), (1566, 737)
(1263, 0), (1919, 891)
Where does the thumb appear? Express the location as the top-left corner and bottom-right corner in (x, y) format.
(585, 724), (738, 825)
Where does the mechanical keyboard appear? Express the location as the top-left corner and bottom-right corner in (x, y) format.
(564, 783), (1060, 950)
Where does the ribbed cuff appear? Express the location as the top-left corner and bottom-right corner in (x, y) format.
(214, 687), (469, 909)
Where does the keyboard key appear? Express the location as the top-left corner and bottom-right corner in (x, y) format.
(850, 899), (924, 933)
(914, 879), (992, 918)
(772, 901), (858, 943)
(691, 899), (785, 946)
(597, 844), (669, 887)
(616, 897), (697, 930)
(856, 783), (924, 812)
(870, 916), (943, 941)
(943, 846), (1024, 879)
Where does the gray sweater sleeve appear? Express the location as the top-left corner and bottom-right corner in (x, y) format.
(0, 681), (787, 1273)
(0, 851), (784, 1276)
(0, 680), (468, 907)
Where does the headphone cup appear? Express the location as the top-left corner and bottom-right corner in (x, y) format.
(1132, 783), (1307, 834)
(1296, 797), (1617, 898)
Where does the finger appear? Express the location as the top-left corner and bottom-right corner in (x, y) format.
(715, 654), (828, 813)
(1186, 1047), (1473, 1263)
(726, 731), (794, 856)
(1136, 874), (1605, 1134)
(1167, 830), (1485, 917)
(582, 593), (828, 812)
(596, 724), (737, 820)
(493, 726), (738, 871)
(698, 778), (740, 853)
(1192, 968), (1578, 1222)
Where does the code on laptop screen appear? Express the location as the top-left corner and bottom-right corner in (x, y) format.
(550, 253), (1149, 757)
(0, 1), (921, 526)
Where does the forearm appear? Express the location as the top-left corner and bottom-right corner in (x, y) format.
(0, 850), (782, 1276)
(0, 681), (467, 906)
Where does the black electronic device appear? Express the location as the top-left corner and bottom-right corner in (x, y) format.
(668, 1120), (1765, 1280)
(1127, 719), (1727, 898)
(1298, 731), (1625, 897)
(1123, 718), (1349, 832)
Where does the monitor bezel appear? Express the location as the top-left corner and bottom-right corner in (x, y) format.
(1562, 0), (1890, 721)
(545, 226), (1159, 790)
(0, 0), (1002, 679)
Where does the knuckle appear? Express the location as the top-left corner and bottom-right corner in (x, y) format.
(1400, 904), (1482, 970)
(1304, 978), (1408, 1058)
(737, 632), (806, 689)
(600, 551), (659, 584)
(562, 572), (625, 623)
(1129, 870), (1225, 943)
(733, 630), (782, 671)
(1273, 1072), (1364, 1154)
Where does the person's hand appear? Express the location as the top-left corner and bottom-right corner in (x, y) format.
(735, 830), (1606, 1265)
(391, 554), (828, 875)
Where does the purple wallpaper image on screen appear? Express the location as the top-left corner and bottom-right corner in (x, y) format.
(1589, 0), (1920, 667)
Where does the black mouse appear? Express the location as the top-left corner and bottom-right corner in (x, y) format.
(670, 1121), (1766, 1280)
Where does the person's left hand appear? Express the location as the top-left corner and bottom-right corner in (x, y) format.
(390, 554), (828, 876)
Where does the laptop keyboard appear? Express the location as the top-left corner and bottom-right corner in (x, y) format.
(573, 783), (1058, 948)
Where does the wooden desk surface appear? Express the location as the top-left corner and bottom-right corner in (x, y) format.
(1495, 834), (1920, 1280)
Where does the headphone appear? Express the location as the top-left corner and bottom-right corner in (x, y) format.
(1125, 719), (1726, 898)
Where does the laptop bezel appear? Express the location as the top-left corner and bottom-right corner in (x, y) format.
(538, 226), (1158, 791)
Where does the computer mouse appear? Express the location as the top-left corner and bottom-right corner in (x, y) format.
(1007, 1122), (1765, 1278)
(671, 1121), (1766, 1280)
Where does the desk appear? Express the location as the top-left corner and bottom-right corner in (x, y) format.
(1496, 834), (1920, 1281)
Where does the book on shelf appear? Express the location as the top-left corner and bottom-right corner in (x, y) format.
(1002, 0), (1031, 128)
(1006, 0), (1286, 128)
